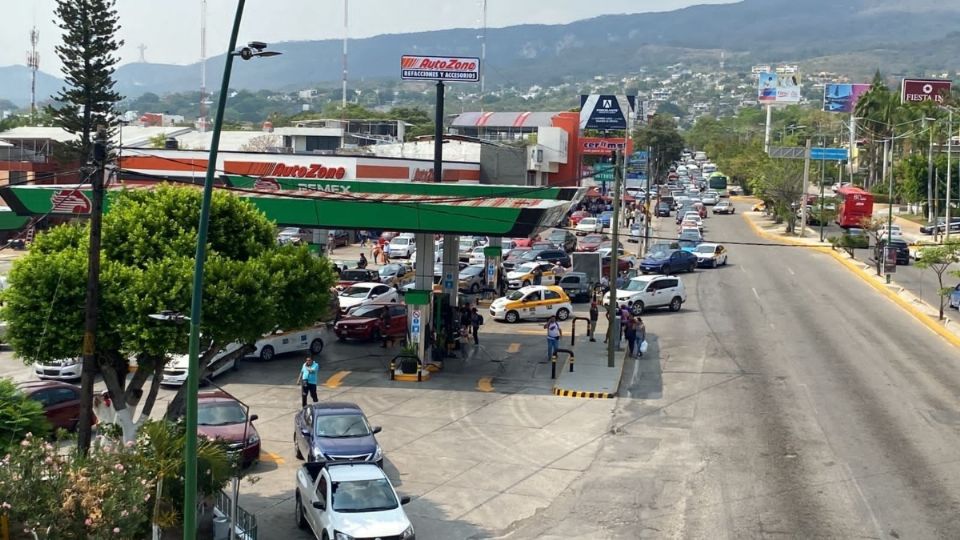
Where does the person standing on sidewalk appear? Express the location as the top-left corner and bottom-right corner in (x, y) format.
(624, 315), (637, 357)
(634, 316), (646, 358)
(470, 307), (483, 345)
(589, 300), (599, 342)
(544, 316), (562, 360)
(296, 356), (319, 407)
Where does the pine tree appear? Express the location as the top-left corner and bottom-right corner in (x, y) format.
(47, 0), (124, 164)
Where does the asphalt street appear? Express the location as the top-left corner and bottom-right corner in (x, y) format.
(501, 200), (960, 539)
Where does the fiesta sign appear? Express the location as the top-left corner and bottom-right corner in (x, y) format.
(901, 79), (952, 104)
(400, 55), (480, 82)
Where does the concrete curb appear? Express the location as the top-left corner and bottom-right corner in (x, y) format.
(741, 212), (960, 350)
(552, 387), (615, 399)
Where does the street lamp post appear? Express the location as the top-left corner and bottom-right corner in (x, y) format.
(182, 2), (279, 537)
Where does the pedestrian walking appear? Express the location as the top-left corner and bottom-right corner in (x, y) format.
(379, 308), (394, 348)
(470, 307), (483, 344)
(589, 300), (599, 342)
(296, 356), (319, 407)
(544, 316), (562, 361)
(459, 303), (473, 342)
(624, 315), (637, 357)
(634, 316), (646, 358)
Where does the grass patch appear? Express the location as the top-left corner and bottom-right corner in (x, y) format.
(897, 213), (929, 225)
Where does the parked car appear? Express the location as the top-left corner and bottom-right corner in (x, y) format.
(598, 211), (614, 228)
(639, 249), (698, 274)
(556, 272), (592, 302)
(387, 236), (415, 258)
(338, 283), (399, 313)
(502, 247), (531, 271)
(602, 274), (687, 314)
(950, 284), (960, 309)
(197, 390), (261, 468)
(277, 227), (311, 245)
(693, 243), (728, 268)
(578, 233), (608, 252)
(458, 237), (483, 261)
(378, 263), (414, 288)
(548, 229), (578, 252)
(507, 261), (559, 289)
(490, 285), (573, 323)
(34, 358), (83, 381)
(575, 217), (603, 235)
(656, 202), (671, 217)
(328, 230), (350, 248)
(337, 269), (380, 289)
(459, 264), (487, 293)
(294, 402), (384, 466)
(713, 200), (735, 214)
(334, 303), (407, 342)
(17, 380), (88, 431)
(569, 210), (591, 225)
(628, 222), (642, 243)
(162, 343), (244, 386)
(876, 238), (910, 265)
(294, 461), (413, 540)
(519, 248), (571, 268)
(249, 327), (326, 361)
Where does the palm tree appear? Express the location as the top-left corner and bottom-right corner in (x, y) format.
(855, 71), (902, 189)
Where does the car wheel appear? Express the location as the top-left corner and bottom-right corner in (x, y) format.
(470, 283), (480, 294)
(660, 265), (668, 274)
(310, 338), (324, 354)
(505, 310), (520, 324)
(669, 296), (682, 312)
(712, 259), (718, 269)
(295, 434), (303, 460)
(633, 301), (645, 315)
(260, 345), (275, 361)
(688, 263), (696, 273)
(556, 308), (570, 321)
(295, 493), (308, 530)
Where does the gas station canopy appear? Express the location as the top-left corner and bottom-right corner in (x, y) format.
(0, 179), (585, 237)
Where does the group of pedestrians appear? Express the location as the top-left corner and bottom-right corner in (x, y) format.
(459, 303), (483, 345)
(596, 301), (646, 358)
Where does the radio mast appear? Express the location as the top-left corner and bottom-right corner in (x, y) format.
(480, 0), (487, 95)
(27, 27), (40, 124)
(199, 0), (208, 132)
(342, 0), (349, 110)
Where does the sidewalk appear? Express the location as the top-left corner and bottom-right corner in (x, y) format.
(743, 211), (960, 350)
(549, 317), (627, 399)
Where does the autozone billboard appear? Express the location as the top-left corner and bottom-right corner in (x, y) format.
(580, 137), (634, 156)
(401, 55), (480, 82)
(901, 79), (952, 104)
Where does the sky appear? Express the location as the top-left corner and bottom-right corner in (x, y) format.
(4, 0), (735, 74)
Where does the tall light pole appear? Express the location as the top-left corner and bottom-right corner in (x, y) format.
(948, 109), (954, 241)
(182, 1), (279, 537)
(884, 137), (893, 284)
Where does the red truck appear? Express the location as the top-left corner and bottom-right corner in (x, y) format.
(836, 186), (874, 228)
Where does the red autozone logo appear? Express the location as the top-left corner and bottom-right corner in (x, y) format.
(401, 56), (477, 71)
(270, 163), (346, 180)
(51, 189), (91, 214)
(253, 178), (281, 191)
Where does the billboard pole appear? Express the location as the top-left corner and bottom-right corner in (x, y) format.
(948, 110), (953, 241)
(800, 138), (811, 237)
(928, 117), (935, 223)
(764, 105), (772, 153)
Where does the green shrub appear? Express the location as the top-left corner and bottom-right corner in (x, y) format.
(0, 379), (51, 453)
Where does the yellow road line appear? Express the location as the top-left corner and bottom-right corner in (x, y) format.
(507, 343), (521, 353)
(261, 451), (285, 465)
(323, 370), (352, 388)
(515, 330), (544, 335)
(477, 377), (494, 392)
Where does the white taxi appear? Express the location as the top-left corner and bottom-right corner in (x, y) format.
(490, 285), (572, 323)
(506, 261), (558, 289)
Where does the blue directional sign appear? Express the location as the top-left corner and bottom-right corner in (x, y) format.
(810, 147), (849, 161)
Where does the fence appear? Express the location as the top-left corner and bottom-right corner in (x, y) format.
(214, 489), (258, 540)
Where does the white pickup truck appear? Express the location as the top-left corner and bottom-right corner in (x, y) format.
(295, 461), (415, 540)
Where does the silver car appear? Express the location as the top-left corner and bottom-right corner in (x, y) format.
(458, 264), (487, 294)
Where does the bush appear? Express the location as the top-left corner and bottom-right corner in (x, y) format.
(0, 379), (51, 454)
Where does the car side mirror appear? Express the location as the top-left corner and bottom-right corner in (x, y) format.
(301, 428), (310, 436)
(372, 426), (382, 434)
(250, 414), (259, 422)
(312, 500), (326, 510)
(400, 496), (411, 505)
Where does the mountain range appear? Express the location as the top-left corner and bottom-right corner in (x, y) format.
(1, 0), (959, 107)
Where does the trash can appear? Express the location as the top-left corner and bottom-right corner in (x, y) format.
(212, 515), (229, 540)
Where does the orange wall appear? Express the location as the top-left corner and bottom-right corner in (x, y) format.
(549, 112), (580, 187)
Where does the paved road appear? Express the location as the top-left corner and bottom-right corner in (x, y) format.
(501, 201), (960, 539)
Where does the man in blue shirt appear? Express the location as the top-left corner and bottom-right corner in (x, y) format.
(297, 356), (319, 407)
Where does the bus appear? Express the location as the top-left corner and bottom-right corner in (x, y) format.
(708, 173), (728, 196)
(836, 186), (874, 228)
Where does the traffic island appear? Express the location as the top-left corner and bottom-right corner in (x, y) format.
(550, 320), (625, 399)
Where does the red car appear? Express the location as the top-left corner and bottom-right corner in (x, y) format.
(569, 211), (591, 225)
(17, 380), (91, 432)
(511, 236), (541, 248)
(197, 390), (261, 468)
(578, 233), (608, 252)
(334, 303), (408, 341)
(336, 268), (380, 289)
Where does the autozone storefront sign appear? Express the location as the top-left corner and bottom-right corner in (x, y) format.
(401, 55), (480, 82)
(901, 79), (952, 104)
(580, 137), (634, 156)
(268, 163), (347, 179)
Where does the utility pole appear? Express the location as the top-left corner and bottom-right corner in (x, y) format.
(799, 138), (811, 237)
(607, 148), (624, 369)
(77, 126), (108, 454)
(948, 110), (954, 241)
(884, 137), (893, 284)
(341, 0), (349, 109)
(199, 0), (207, 132)
(819, 136), (826, 242)
(643, 145), (652, 255)
(927, 117), (935, 222)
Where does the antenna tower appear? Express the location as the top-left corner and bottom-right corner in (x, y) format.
(342, 0), (349, 112)
(137, 44), (147, 63)
(26, 27), (40, 124)
(200, 0), (208, 132)
(480, 0), (487, 95)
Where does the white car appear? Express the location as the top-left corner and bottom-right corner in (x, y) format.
(575, 217), (603, 235)
(338, 282), (399, 314)
(878, 224), (903, 241)
(628, 222), (642, 243)
(277, 227), (310, 245)
(693, 243), (728, 268)
(295, 461), (414, 540)
(506, 261), (559, 289)
(602, 275), (687, 314)
(35, 357), (83, 381)
(468, 246), (486, 265)
(161, 342), (244, 386)
(701, 192), (720, 205)
(387, 236), (414, 258)
(490, 285), (573, 323)
(250, 327), (326, 361)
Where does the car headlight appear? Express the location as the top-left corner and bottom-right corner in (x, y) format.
(334, 532), (355, 540)
(373, 445), (383, 462)
(64, 357), (80, 366)
(247, 433), (260, 445)
(401, 525), (415, 539)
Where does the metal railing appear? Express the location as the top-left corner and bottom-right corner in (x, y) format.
(214, 489), (257, 540)
(550, 349), (575, 379)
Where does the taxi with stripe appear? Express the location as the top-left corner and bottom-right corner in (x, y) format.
(506, 261), (559, 289)
(490, 285), (573, 324)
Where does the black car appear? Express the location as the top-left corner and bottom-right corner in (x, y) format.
(547, 230), (578, 253)
(920, 218), (960, 235)
(294, 402), (383, 466)
(876, 238), (910, 265)
(656, 202), (671, 217)
(520, 248), (571, 268)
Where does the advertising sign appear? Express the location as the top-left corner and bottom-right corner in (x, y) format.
(410, 310), (421, 343)
(579, 95), (636, 130)
(758, 72), (802, 104)
(901, 79), (952, 104)
(580, 137), (634, 156)
(400, 55), (480, 82)
(883, 247), (897, 274)
(823, 83), (870, 113)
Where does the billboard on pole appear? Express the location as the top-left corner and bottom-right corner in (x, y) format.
(823, 83), (870, 113)
(901, 79), (952, 104)
(400, 55), (480, 82)
(579, 95), (635, 130)
(758, 72), (802, 104)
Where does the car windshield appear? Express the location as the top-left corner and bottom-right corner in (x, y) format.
(341, 270), (370, 281)
(678, 239), (698, 248)
(581, 218), (596, 225)
(459, 240), (474, 250)
(505, 290), (525, 301)
(379, 265), (400, 277)
(520, 251), (543, 261)
(349, 305), (383, 318)
(695, 245), (716, 254)
(197, 402), (247, 426)
(584, 235), (603, 243)
(391, 238), (409, 245)
(314, 413), (371, 438)
(645, 251), (670, 261)
(516, 262), (540, 273)
(625, 280), (649, 292)
(460, 267), (482, 277)
(340, 286), (372, 298)
(331, 478), (399, 513)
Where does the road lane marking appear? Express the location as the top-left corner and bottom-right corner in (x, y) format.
(507, 343), (521, 353)
(516, 330), (544, 335)
(323, 370), (351, 388)
(787, 267), (796, 275)
(476, 377), (494, 392)
(752, 287), (761, 300)
(261, 451), (285, 465)
(740, 265), (747, 273)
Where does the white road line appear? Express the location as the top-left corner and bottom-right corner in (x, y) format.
(787, 267), (796, 276)
(740, 265), (747, 273)
(752, 287), (761, 300)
